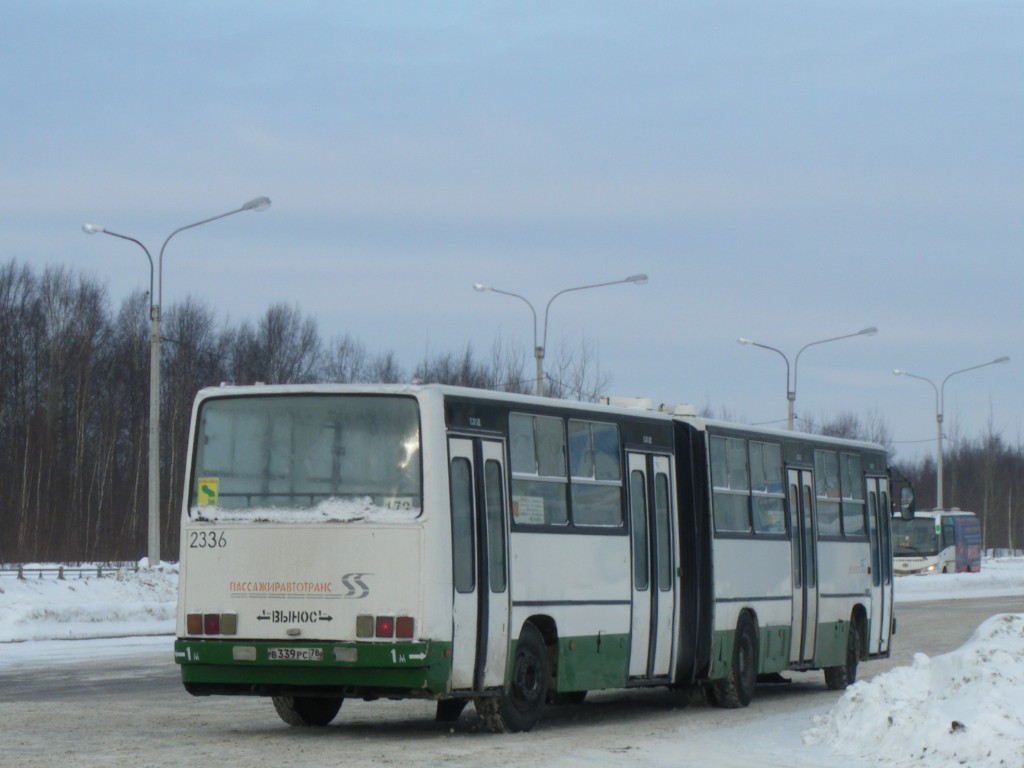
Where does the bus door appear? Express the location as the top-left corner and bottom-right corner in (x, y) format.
(865, 477), (892, 655)
(787, 468), (818, 665)
(448, 437), (511, 691)
(627, 452), (676, 680)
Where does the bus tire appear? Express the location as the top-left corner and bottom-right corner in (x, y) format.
(825, 619), (862, 691)
(475, 623), (549, 732)
(272, 695), (343, 727)
(710, 612), (758, 708)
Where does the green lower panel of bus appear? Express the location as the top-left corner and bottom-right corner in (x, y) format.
(813, 619), (851, 668)
(174, 639), (452, 696)
(709, 620), (851, 679)
(709, 624), (792, 679)
(554, 633), (631, 691)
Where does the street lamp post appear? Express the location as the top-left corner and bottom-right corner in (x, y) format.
(894, 356), (1009, 509)
(83, 196), (271, 565)
(474, 274), (648, 396)
(738, 326), (877, 431)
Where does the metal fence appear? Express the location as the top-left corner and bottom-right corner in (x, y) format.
(0, 562), (141, 580)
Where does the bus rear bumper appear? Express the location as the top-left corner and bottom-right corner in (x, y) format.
(174, 639), (452, 698)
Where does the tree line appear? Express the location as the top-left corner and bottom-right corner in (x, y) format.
(1, 259), (1020, 562)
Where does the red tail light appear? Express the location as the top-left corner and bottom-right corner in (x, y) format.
(356, 614), (416, 640)
(203, 613), (220, 635)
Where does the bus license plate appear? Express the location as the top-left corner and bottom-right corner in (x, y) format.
(268, 647), (323, 662)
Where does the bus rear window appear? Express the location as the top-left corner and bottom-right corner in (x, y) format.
(190, 395), (421, 523)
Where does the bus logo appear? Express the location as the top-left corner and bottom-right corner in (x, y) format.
(341, 573), (371, 599)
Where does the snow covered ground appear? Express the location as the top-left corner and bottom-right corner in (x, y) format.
(1, 557), (1022, 766)
(0, 561), (178, 644)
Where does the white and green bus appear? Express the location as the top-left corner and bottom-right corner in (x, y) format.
(175, 384), (914, 731)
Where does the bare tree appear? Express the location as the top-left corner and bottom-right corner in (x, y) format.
(367, 350), (405, 384)
(414, 343), (497, 389)
(488, 334), (531, 395)
(229, 303), (322, 385)
(544, 335), (612, 402)
(324, 334), (370, 383)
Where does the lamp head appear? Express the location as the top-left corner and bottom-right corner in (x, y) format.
(473, 283), (490, 292)
(82, 223), (105, 234)
(859, 326), (878, 336)
(737, 337), (753, 345)
(241, 196), (271, 212)
(625, 273), (648, 285)
(994, 356), (1010, 364)
(893, 369), (906, 376)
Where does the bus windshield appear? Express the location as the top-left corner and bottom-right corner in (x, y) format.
(189, 394), (421, 523)
(892, 517), (939, 556)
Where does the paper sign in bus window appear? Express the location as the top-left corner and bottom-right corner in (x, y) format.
(513, 496), (545, 525)
(198, 478), (220, 506)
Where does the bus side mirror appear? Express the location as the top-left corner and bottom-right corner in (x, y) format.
(898, 487), (915, 520)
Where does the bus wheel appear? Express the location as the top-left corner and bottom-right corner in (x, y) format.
(272, 695), (343, 727)
(825, 619), (862, 691)
(710, 612), (758, 708)
(475, 623), (549, 732)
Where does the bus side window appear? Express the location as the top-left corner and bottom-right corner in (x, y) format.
(450, 458), (476, 593)
(484, 459), (507, 593)
(654, 472), (673, 591)
(710, 435), (752, 534)
(868, 491), (880, 586)
(813, 450), (841, 536)
(942, 519), (956, 549)
(630, 470), (649, 591)
(789, 483), (801, 588)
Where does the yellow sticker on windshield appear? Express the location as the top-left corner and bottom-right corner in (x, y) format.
(198, 478), (219, 506)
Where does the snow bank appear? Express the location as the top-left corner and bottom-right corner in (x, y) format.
(0, 560), (177, 642)
(806, 557), (1024, 766)
(805, 613), (1024, 766)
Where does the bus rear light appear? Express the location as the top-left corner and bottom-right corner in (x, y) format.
(396, 616), (415, 639)
(204, 613), (220, 635)
(356, 614), (414, 640)
(186, 612), (238, 636)
(220, 613), (238, 635)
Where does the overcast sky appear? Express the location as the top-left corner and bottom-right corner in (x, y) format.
(3, 2), (1021, 462)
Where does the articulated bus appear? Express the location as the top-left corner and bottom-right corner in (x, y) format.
(893, 510), (981, 575)
(175, 384), (914, 731)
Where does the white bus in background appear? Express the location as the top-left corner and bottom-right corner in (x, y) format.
(893, 510), (982, 575)
(175, 384), (914, 731)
